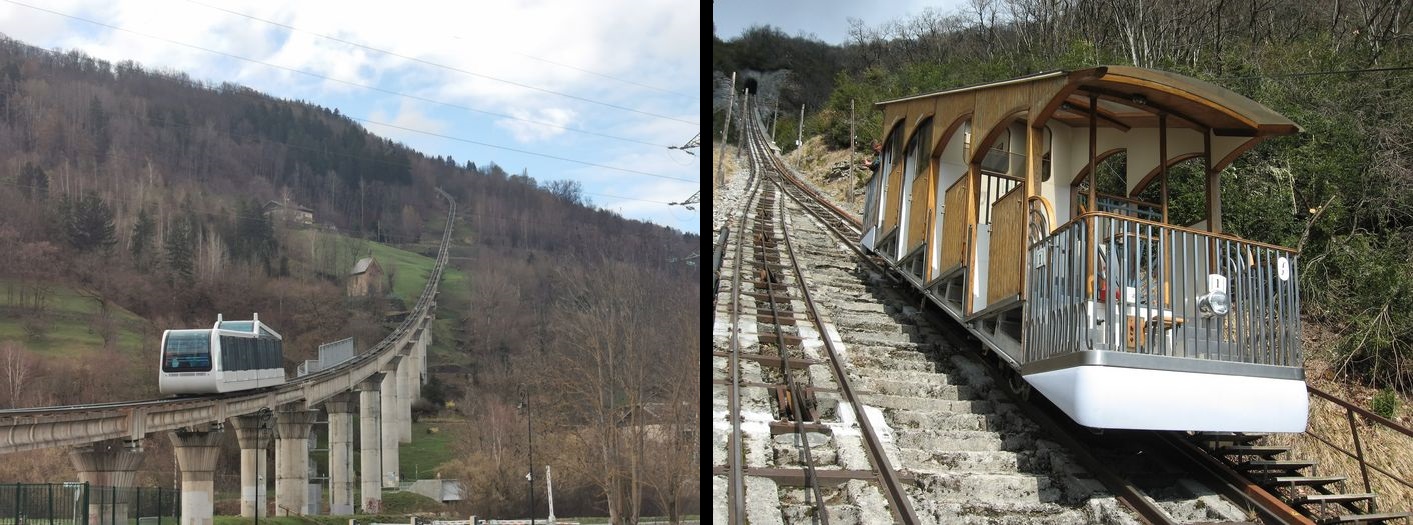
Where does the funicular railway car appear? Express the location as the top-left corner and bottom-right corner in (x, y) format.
(159, 313), (286, 395)
(860, 66), (1306, 432)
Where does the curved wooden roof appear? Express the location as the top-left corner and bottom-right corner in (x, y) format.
(1066, 66), (1300, 136)
(876, 66), (1300, 138)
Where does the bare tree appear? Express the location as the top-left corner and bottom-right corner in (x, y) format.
(0, 341), (38, 408)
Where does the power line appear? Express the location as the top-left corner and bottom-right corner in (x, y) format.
(184, 0), (698, 126)
(4, 0), (677, 149)
(500, 47), (696, 100)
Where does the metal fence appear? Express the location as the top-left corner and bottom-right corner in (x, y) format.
(0, 484), (178, 525)
(1025, 212), (1301, 367)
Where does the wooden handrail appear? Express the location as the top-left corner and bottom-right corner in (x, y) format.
(1049, 211), (1298, 255)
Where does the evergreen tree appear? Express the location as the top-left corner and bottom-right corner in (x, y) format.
(164, 217), (195, 286)
(16, 162), (47, 201)
(62, 191), (117, 253)
(87, 96), (110, 163)
(231, 199), (277, 266)
(130, 207), (154, 264)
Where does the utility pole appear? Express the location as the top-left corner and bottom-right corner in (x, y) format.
(796, 104), (805, 150)
(736, 90), (749, 163)
(848, 98), (856, 204)
(546, 465), (556, 524)
(713, 72), (736, 189)
(770, 107), (779, 145)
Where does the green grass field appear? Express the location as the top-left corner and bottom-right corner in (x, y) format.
(400, 420), (462, 478)
(0, 278), (151, 356)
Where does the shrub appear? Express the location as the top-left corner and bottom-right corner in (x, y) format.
(1372, 388), (1400, 420)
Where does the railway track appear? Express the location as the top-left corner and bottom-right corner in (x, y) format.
(710, 110), (1313, 524)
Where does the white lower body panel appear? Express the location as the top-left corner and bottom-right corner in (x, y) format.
(1024, 365), (1308, 432)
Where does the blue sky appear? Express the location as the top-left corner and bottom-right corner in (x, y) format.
(0, 0), (702, 234)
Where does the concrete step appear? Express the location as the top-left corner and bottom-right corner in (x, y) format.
(849, 348), (939, 373)
(858, 376), (971, 400)
(909, 471), (1061, 504)
(854, 368), (960, 386)
(901, 448), (1024, 472)
(912, 500), (1105, 525)
(842, 330), (923, 347)
(859, 393), (992, 414)
(888, 410), (998, 432)
(831, 313), (906, 334)
(832, 301), (887, 314)
(892, 429), (1012, 452)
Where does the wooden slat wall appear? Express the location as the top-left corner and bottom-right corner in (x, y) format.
(939, 177), (970, 271)
(987, 187), (1026, 304)
(906, 167), (931, 251)
(881, 164), (904, 235)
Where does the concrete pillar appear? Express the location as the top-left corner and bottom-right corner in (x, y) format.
(325, 394), (355, 515)
(69, 439), (144, 525)
(357, 373), (385, 513)
(274, 406), (318, 515)
(399, 348), (415, 443)
(169, 426), (223, 525)
(380, 357), (403, 488)
(230, 414), (272, 518)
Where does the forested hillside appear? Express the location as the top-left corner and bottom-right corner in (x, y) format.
(715, 1), (1413, 395)
(0, 35), (698, 520)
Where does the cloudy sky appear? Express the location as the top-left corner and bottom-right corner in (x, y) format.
(0, 0), (701, 233)
(713, 0), (967, 45)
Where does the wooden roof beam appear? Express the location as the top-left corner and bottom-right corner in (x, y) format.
(1058, 100), (1131, 132)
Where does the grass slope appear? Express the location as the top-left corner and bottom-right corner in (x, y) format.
(0, 278), (150, 356)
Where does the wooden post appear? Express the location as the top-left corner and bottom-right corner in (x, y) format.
(1205, 130), (1221, 233)
(1087, 92), (1098, 300)
(848, 99), (856, 204)
(1087, 92), (1098, 210)
(1159, 113), (1168, 224)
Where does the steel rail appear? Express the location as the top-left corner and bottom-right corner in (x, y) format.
(724, 146), (767, 524)
(756, 181), (829, 525)
(743, 119), (831, 523)
(741, 110), (919, 524)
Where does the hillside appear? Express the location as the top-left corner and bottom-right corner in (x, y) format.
(0, 35), (698, 520)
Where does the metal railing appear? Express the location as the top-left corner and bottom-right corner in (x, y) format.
(0, 484), (178, 525)
(1280, 386), (1413, 512)
(1074, 190), (1162, 222)
(1025, 212), (1301, 367)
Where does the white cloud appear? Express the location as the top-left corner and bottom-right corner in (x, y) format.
(364, 99), (449, 148)
(495, 106), (576, 143)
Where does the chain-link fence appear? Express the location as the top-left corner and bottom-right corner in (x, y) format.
(0, 484), (178, 525)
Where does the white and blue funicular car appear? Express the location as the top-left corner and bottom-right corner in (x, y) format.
(158, 313), (287, 395)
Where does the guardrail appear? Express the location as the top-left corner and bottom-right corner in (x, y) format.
(1025, 212), (1301, 367)
(1280, 386), (1413, 511)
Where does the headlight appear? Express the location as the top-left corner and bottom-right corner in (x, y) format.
(1198, 290), (1229, 318)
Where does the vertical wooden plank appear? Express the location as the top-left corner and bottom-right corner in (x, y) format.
(939, 176), (971, 271)
(988, 187), (1026, 304)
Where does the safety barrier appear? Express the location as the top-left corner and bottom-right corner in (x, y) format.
(0, 484), (178, 525)
(1026, 212), (1301, 367)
